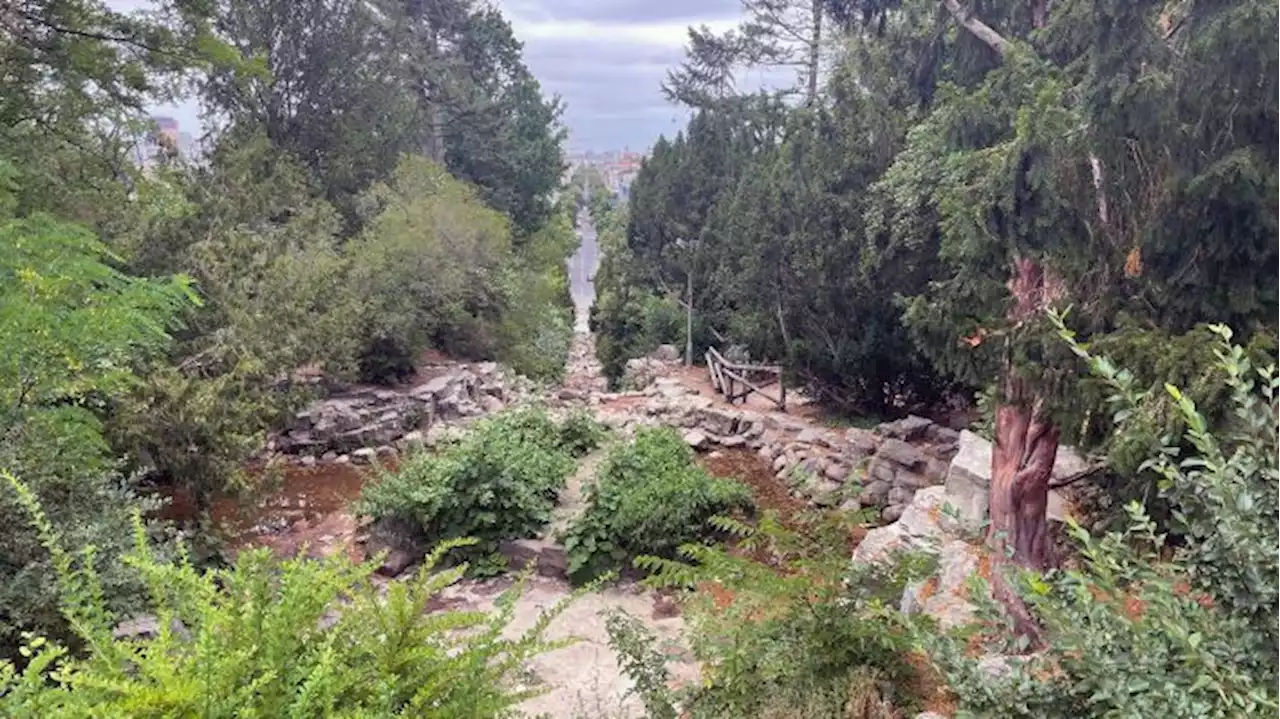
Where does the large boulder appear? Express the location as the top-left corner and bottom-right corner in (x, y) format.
(852, 486), (947, 564)
(943, 430), (1082, 532)
(876, 438), (927, 470)
(900, 539), (980, 630)
(651, 344), (681, 362)
(696, 406), (740, 436)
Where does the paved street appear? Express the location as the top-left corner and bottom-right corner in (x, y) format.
(567, 208), (599, 330)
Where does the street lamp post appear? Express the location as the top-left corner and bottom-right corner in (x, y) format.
(674, 238), (695, 366)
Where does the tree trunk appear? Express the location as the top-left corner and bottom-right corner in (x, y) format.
(988, 383), (1059, 569)
(806, 0), (822, 106)
(987, 257), (1061, 571)
(685, 270), (694, 366)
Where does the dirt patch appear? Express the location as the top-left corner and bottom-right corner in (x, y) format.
(158, 461), (378, 558)
(905, 650), (958, 717)
(700, 448), (808, 522)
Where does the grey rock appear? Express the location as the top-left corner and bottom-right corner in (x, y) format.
(397, 430), (425, 449)
(479, 394), (505, 413)
(1053, 444), (1091, 481)
(697, 407), (740, 436)
(795, 428), (830, 447)
(943, 430), (992, 533)
(719, 434), (747, 448)
(299, 455), (317, 468)
(500, 538), (569, 579)
(845, 427), (880, 456)
(860, 479), (892, 505)
(377, 549), (416, 578)
(838, 498), (862, 513)
(772, 454), (790, 472)
(881, 504), (905, 522)
(336, 454), (352, 465)
(823, 462), (849, 482)
(888, 486), (913, 505)
(852, 486), (947, 564)
(878, 414), (932, 441)
(900, 539), (979, 630)
(927, 424), (961, 445)
(651, 344), (681, 362)
(869, 457), (897, 484)
(876, 438), (927, 469)
(894, 469), (933, 490)
(321, 450), (338, 461)
(683, 429), (709, 449)
(410, 375), (454, 398)
(351, 447), (377, 464)
(114, 615), (189, 641)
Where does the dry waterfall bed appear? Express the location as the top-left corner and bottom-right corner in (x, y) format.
(179, 336), (1089, 717)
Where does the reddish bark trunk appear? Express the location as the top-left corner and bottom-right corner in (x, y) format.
(986, 257), (1062, 571)
(988, 393), (1059, 569)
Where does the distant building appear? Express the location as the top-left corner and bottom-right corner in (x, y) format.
(131, 115), (200, 170)
(567, 147), (647, 200)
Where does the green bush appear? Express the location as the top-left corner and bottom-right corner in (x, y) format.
(357, 407), (577, 564)
(562, 428), (752, 583)
(927, 323), (1279, 718)
(556, 410), (611, 458)
(928, 505), (1277, 718)
(0, 216), (193, 658)
(614, 513), (934, 718)
(0, 472), (572, 718)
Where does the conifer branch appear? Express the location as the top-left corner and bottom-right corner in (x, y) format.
(939, 0), (1010, 57)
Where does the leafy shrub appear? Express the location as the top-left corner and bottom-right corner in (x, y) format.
(0, 471), (573, 718)
(346, 157), (577, 384)
(562, 428), (753, 583)
(357, 407), (576, 563)
(556, 410), (610, 458)
(928, 506), (1278, 718)
(1062, 322), (1278, 649)
(927, 323), (1279, 718)
(614, 513), (934, 718)
(0, 216), (193, 658)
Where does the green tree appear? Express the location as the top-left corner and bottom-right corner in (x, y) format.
(0, 214), (195, 655)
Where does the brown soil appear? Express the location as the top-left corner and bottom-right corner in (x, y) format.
(699, 448), (807, 522)
(158, 461), (379, 558)
(905, 650), (958, 717)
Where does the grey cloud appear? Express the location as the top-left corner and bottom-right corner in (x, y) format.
(509, 0), (740, 24)
(520, 36), (688, 150)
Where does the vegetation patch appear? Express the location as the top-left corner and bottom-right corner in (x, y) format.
(612, 512), (936, 718)
(562, 427), (753, 583)
(357, 407), (580, 567)
(0, 473), (572, 717)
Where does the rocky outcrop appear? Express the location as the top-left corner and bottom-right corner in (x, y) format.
(270, 362), (523, 464)
(855, 428), (1094, 632)
(943, 430), (1083, 533)
(620, 351), (681, 390)
(595, 361), (963, 515)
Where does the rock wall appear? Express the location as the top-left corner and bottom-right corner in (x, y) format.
(591, 367), (960, 518)
(853, 429), (1091, 631)
(269, 362), (525, 465)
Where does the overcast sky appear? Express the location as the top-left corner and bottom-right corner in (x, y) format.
(130, 0), (755, 153)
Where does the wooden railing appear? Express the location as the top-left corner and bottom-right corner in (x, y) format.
(705, 346), (786, 411)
